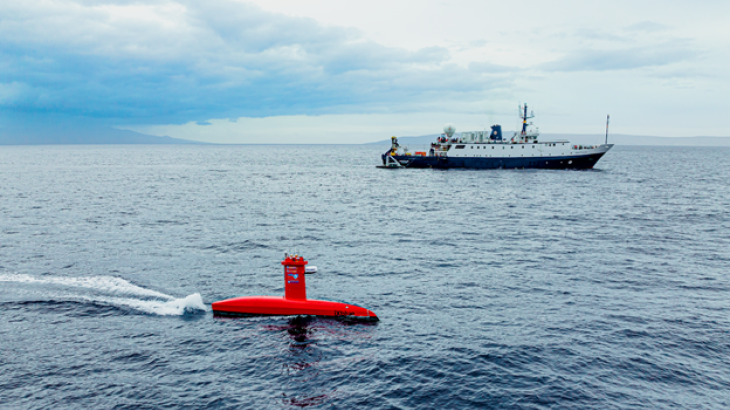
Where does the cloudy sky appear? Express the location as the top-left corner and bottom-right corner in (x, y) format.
(1, 0), (728, 143)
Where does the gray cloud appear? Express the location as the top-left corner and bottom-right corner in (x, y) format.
(468, 61), (516, 74)
(625, 21), (669, 32)
(573, 28), (628, 43)
(0, 0), (508, 127)
(541, 43), (699, 72)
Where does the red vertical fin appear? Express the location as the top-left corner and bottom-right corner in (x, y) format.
(282, 256), (308, 300)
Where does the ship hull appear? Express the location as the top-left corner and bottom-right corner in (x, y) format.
(385, 151), (608, 170)
(212, 296), (379, 321)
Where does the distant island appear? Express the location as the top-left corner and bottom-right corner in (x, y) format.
(4, 126), (729, 146)
(367, 133), (730, 147)
(0, 126), (203, 145)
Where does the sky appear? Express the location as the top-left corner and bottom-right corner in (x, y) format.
(1, 0), (728, 143)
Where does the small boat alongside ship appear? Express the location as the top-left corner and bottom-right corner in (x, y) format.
(379, 104), (613, 170)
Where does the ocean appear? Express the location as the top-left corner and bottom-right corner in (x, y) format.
(1, 144), (729, 409)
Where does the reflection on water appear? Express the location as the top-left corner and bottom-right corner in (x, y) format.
(281, 316), (322, 378)
(286, 315), (317, 349)
(280, 316), (329, 406)
(281, 392), (330, 408)
(261, 315), (378, 407)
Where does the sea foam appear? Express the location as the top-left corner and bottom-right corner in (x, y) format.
(0, 273), (208, 315)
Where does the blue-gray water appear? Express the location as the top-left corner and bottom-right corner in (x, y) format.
(1, 145), (729, 409)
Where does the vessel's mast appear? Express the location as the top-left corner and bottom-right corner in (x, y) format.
(520, 104), (535, 135)
(605, 115), (610, 144)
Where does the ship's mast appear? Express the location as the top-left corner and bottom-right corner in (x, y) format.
(520, 104), (535, 135)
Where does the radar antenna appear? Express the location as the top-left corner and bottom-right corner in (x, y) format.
(519, 103), (535, 135)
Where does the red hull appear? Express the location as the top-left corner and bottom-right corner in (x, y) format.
(212, 296), (379, 321)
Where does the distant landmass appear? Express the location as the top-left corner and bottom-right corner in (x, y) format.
(0, 126), (204, 145)
(367, 133), (730, 147)
(4, 126), (728, 146)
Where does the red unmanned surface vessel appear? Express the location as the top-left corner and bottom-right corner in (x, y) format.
(212, 254), (378, 321)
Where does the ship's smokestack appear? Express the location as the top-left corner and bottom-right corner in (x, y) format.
(490, 125), (503, 141)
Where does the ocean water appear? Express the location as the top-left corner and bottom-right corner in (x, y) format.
(1, 144), (729, 409)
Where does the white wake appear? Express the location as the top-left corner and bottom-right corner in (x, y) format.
(82, 293), (207, 315)
(0, 273), (208, 316)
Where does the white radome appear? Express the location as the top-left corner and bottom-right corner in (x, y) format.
(443, 123), (456, 137)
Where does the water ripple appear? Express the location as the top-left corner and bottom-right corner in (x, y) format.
(0, 145), (729, 409)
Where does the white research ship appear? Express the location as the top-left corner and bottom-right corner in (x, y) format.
(380, 104), (613, 170)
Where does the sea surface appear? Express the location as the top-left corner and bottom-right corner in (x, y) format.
(1, 144), (729, 409)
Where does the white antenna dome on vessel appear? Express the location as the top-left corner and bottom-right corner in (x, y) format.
(443, 123), (456, 137)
